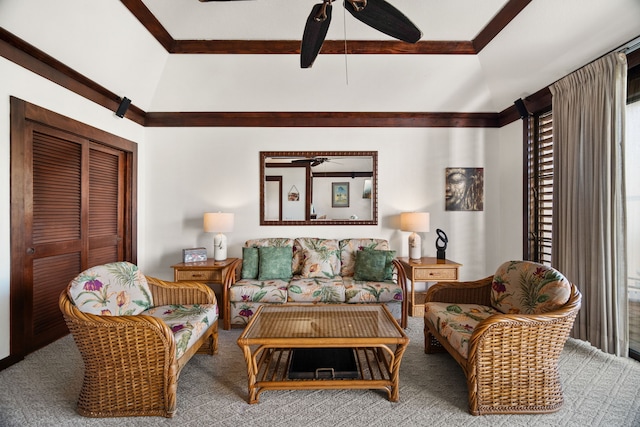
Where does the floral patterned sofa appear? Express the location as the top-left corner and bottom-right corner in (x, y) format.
(423, 260), (582, 415)
(59, 261), (219, 418)
(224, 238), (407, 329)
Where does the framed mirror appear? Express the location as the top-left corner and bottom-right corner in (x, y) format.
(260, 151), (378, 226)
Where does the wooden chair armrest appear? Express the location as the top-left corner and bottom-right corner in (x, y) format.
(424, 276), (493, 306)
(145, 276), (217, 306)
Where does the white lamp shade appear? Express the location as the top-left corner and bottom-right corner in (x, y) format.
(204, 212), (234, 233)
(400, 212), (430, 233)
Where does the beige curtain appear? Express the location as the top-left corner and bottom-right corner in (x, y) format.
(550, 52), (628, 356)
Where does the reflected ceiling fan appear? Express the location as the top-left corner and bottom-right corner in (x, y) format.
(199, 0), (422, 68)
(292, 157), (331, 167)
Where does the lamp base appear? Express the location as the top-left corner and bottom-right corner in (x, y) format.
(408, 232), (422, 260)
(214, 233), (228, 261)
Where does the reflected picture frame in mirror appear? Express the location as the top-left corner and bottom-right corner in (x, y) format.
(260, 151), (378, 226)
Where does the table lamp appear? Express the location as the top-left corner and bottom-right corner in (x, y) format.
(204, 212), (234, 261)
(400, 212), (430, 260)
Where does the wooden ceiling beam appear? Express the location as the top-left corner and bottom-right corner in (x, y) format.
(143, 111), (500, 128)
(121, 0), (528, 55)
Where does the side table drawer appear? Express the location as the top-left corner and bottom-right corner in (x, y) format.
(414, 267), (457, 281)
(175, 270), (222, 282)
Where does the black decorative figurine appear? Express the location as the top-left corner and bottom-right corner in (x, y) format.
(435, 228), (448, 260)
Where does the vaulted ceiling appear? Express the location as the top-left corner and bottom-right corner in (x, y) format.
(1, 0), (639, 122)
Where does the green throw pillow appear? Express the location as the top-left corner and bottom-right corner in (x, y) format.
(354, 249), (388, 281)
(364, 248), (396, 280)
(258, 246), (293, 280)
(242, 247), (259, 279)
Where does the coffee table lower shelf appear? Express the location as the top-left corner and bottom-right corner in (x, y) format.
(241, 346), (401, 404)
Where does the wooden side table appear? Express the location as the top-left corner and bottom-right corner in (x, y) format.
(171, 258), (240, 330)
(398, 257), (462, 317)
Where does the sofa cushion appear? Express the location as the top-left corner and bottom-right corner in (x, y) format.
(245, 238), (301, 276)
(353, 249), (396, 281)
(339, 239), (390, 277)
(258, 246), (293, 280)
(343, 278), (403, 303)
(491, 260), (572, 315)
(231, 279), (289, 303)
(143, 304), (218, 359)
(424, 302), (498, 359)
(296, 238), (341, 278)
(242, 247), (259, 279)
(229, 301), (271, 326)
(68, 261), (153, 316)
(287, 277), (345, 303)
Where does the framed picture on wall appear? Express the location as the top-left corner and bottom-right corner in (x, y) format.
(362, 179), (372, 199)
(332, 182), (350, 207)
(445, 167), (484, 211)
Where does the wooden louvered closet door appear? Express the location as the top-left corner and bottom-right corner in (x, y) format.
(27, 125), (125, 351)
(10, 98), (136, 361)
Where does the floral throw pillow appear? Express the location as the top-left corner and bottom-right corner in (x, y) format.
(491, 260), (571, 315)
(297, 238), (341, 278)
(68, 262), (153, 316)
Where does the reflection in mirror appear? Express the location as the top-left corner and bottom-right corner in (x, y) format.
(260, 151), (378, 226)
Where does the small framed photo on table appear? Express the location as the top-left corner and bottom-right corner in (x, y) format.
(182, 247), (207, 263)
(332, 182), (349, 207)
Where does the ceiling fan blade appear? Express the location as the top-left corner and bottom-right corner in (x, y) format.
(344, 0), (421, 43)
(301, 2), (333, 68)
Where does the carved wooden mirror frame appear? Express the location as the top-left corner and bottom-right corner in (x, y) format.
(260, 151), (378, 226)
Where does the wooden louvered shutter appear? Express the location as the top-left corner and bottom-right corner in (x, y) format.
(88, 145), (124, 266)
(526, 110), (554, 265)
(30, 128), (84, 348)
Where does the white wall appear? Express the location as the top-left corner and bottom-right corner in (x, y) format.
(0, 58), (147, 360)
(142, 126), (519, 282)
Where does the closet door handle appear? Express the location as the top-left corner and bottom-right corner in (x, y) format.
(26, 247), (35, 254)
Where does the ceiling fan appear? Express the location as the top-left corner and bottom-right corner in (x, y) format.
(199, 0), (422, 68)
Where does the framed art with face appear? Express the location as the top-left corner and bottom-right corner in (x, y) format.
(445, 167), (484, 211)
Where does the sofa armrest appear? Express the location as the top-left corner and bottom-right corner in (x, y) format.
(146, 276), (217, 306)
(424, 276), (493, 306)
(391, 259), (408, 328)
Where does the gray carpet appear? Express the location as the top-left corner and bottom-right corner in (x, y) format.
(1, 317), (639, 427)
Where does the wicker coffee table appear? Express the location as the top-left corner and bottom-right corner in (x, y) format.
(236, 304), (409, 404)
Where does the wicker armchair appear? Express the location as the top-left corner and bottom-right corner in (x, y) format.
(423, 260), (582, 415)
(59, 262), (219, 418)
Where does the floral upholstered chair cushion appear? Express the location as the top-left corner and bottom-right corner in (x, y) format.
(68, 262), (153, 316)
(339, 238), (390, 277)
(424, 302), (498, 359)
(142, 304), (219, 359)
(296, 238), (341, 278)
(491, 260), (572, 314)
